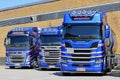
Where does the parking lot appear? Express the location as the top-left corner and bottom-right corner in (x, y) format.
(0, 55), (120, 80)
(0, 65), (120, 80)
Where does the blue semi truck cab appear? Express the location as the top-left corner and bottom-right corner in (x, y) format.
(39, 26), (62, 69)
(61, 10), (117, 75)
(4, 27), (41, 69)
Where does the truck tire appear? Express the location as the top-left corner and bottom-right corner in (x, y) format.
(111, 57), (115, 69)
(114, 56), (118, 66)
(30, 58), (39, 69)
(41, 68), (47, 70)
(106, 56), (112, 72)
(9, 66), (15, 69)
(62, 72), (71, 76)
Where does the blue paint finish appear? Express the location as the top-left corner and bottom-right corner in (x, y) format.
(39, 26), (62, 69)
(5, 27), (41, 68)
(61, 11), (116, 74)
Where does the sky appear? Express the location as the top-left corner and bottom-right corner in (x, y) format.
(0, 0), (51, 10)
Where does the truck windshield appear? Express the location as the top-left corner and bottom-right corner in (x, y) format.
(40, 35), (61, 46)
(5, 36), (30, 50)
(63, 25), (102, 40)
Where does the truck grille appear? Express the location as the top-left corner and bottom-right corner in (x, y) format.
(9, 52), (25, 64)
(71, 49), (92, 61)
(70, 48), (94, 67)
(44, 48), (61, 64)
(44, 59), (60, 64)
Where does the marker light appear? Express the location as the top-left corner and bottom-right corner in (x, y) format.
(69, 10), (77, 17)
(81, 10), (87, 15)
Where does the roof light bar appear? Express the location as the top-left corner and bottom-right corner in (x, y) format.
(69, 10), (97, 17)
(12, 27), (25, 31)
(42, 28), (58, 33)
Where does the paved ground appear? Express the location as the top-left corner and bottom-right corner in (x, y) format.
(0, 55), (120, 80)
(0, 65), (120, 80)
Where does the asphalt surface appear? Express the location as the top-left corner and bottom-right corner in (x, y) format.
(0, 65), (120, 80)
(0, 55), (120, 80)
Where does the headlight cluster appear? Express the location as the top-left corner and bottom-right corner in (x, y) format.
(95, 59), (103, 67)
(26, 56), (30, 64)
(95, 59), (103, 63)
(92, 51), (103, 54)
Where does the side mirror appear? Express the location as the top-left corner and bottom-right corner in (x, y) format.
(30, 38), (33, 47)
(105, 25), (110, 38)
(4, 38), (6, 46)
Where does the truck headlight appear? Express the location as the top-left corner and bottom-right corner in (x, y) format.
(98, 43), (104, 47)
(95, 59), (103, 63)
(26, 56), (30, 61)
(92, 51), (103, 54)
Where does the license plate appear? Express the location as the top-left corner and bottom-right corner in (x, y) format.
(49, 65), (55, 68)
(76, 68), (85, 72)
(15, 63), (20, 66)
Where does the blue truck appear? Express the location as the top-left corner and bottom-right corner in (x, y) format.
(4, 27), (41, 69)
(39, 26), (62, 69)
(61, 10), (117, 75)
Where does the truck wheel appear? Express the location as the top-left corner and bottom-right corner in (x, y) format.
(114, 56), (118, 66)
(107, 67), (112, 72)
(62, 72), (70, 76)
(106, 58), (112, 72)
(101, 69), (107, 75)
(31, 58), (39, 69)
(41, 68), (47, 70)
(105, 55), (111, 72)
(9, 66), (15, 69)
(115, 61), (118, 66)
(111, 58), (115, 69)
